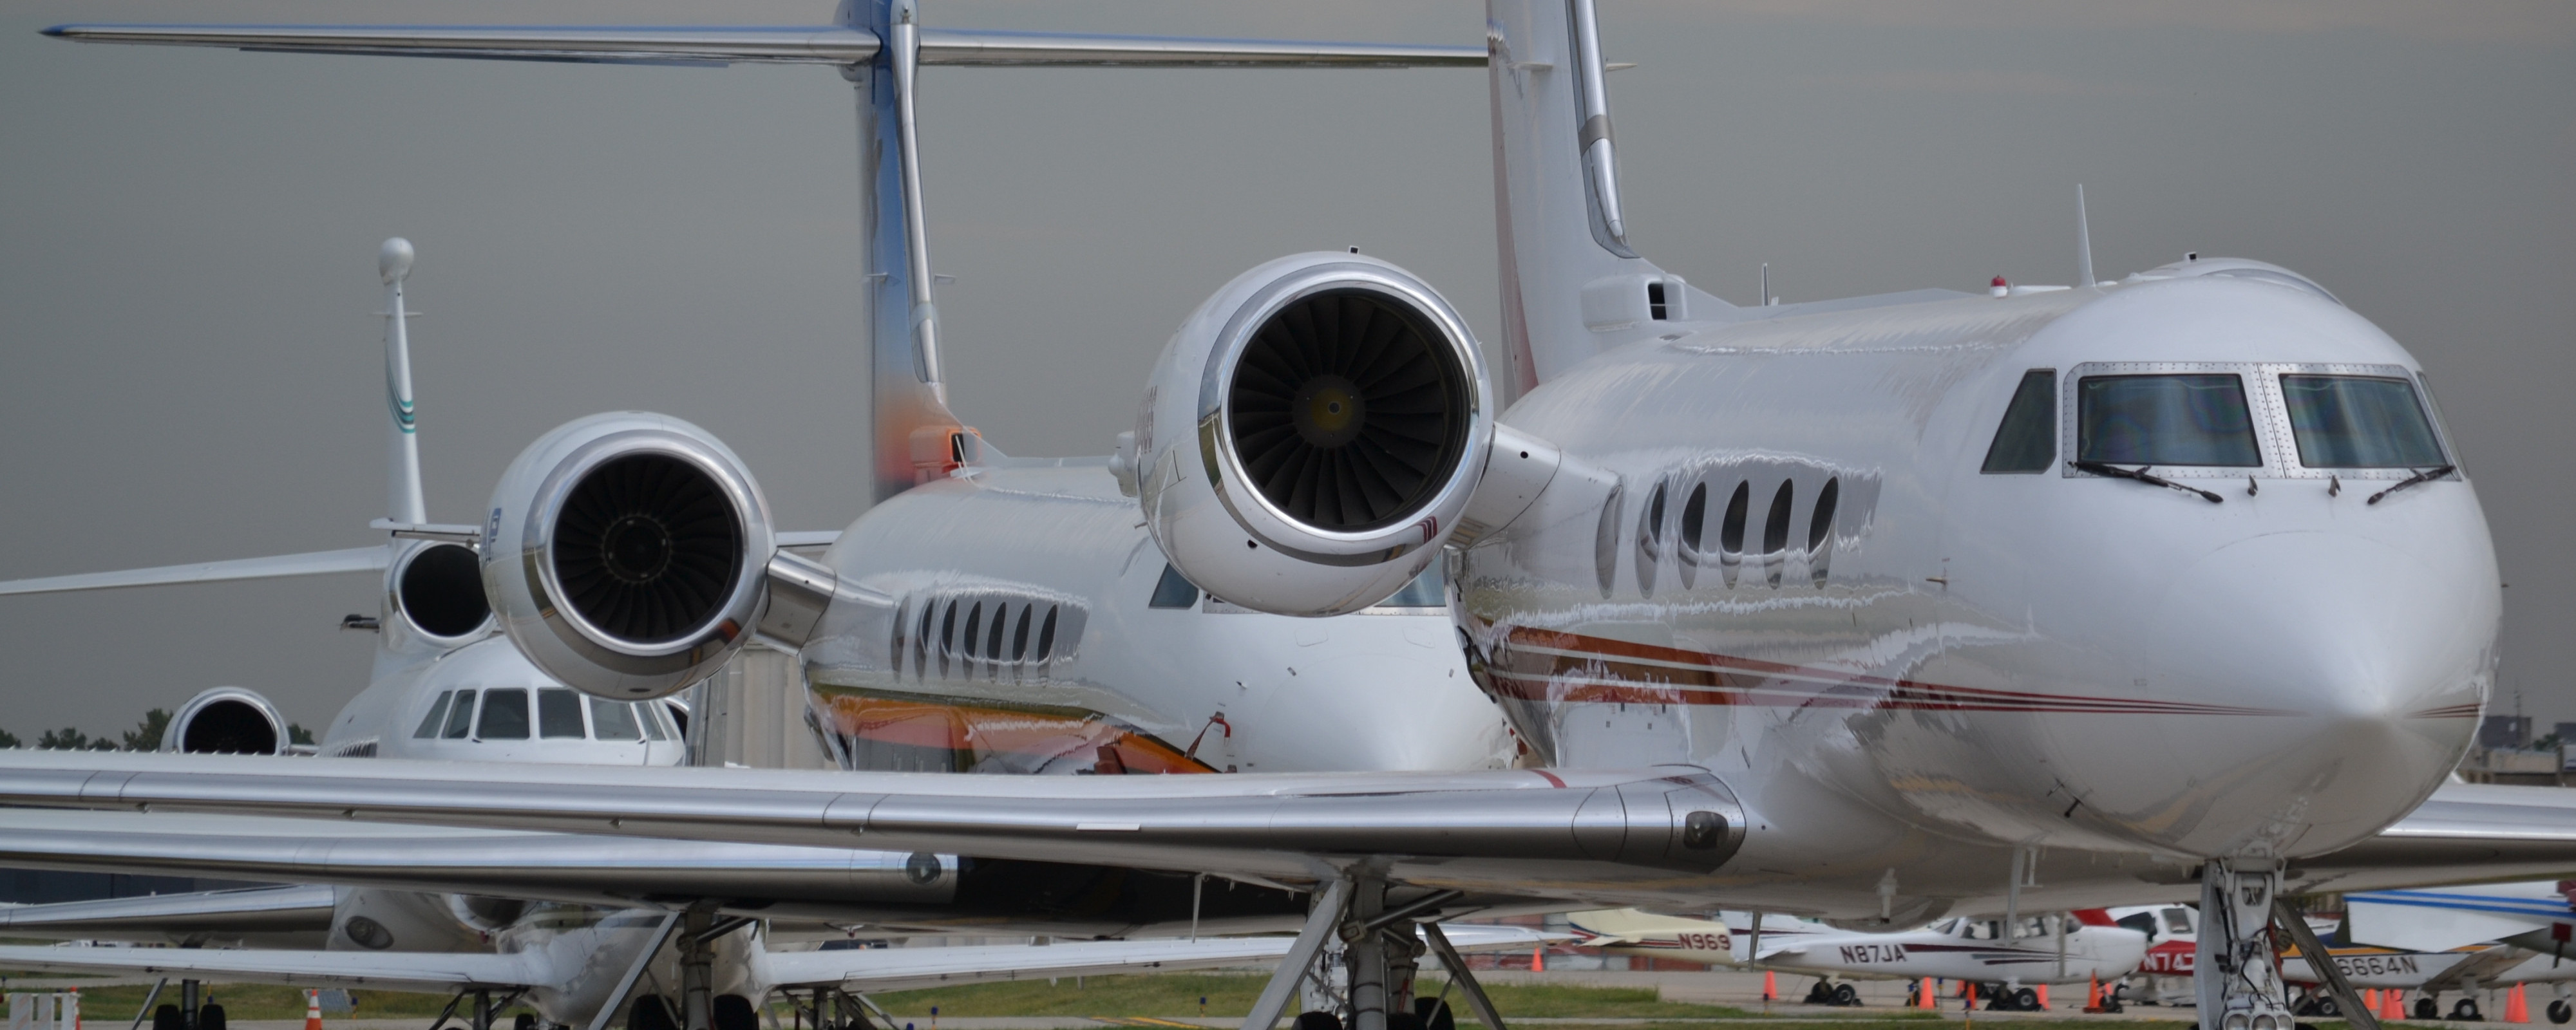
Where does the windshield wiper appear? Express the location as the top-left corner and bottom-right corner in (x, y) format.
(2069, 461), (2224, 503)
(2367, 465), (2456, 505)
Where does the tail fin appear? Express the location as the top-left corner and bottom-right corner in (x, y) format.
(378, 238), (426, 525)
(2071, 908), (2119, 928)
(1486, 0), (1729, 398)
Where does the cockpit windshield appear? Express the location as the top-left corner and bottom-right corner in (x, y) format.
(2077, 374), (2262, 467)
(2278, 375), (2445, 468)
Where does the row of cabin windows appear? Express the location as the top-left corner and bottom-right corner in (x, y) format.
(1639, 475), (1840, 590)
(1148, 563), (1445, 610)
(410, 687), (676, 743)
(1982, 369), (2448, 473)
(896, 595), (1065, 680)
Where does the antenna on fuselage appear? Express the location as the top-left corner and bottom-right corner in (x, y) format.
(2075, 185), (2096, 288)
(1759, 263), (1770, 307)
(378, 238), (426, 525)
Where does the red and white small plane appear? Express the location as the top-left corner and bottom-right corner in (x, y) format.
(1567, 908), (2146, 1009)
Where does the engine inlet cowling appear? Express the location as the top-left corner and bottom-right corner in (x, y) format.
(162, 687), (289, 755)
(1133, 254), (1492, 615)
(482, 413), (776, 699)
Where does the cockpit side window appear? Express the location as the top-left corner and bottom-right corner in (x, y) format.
(440, 689), (478, 740)
(2162, 908), (2193, 934)
(2077, 374), (2261, 467)
(1373, 565), (1445, 608)
(2279, 375), (2446, 468)
(413, 691), (453, 739)
(538, 688), (585, 739)
(478, 688), (531, 740)
(589, 697), (640, 742)
(1148, 564), (1201, 610)
(1981, 370), (2058, 473)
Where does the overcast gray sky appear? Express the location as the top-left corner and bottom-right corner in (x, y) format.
(3, 1), (2569, 740)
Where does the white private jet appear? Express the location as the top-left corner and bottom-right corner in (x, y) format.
(5, 5), (2559, 1030)
(1565, 908), (2145, 1009)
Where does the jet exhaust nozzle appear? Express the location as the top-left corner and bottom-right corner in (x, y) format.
(482, 413), (777, 699)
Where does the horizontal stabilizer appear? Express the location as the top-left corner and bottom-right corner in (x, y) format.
(0, 941), (531, 991)
(0, 546), (386, 597)
(44, 24), (1484, 68)
(775, 530), (843, 548)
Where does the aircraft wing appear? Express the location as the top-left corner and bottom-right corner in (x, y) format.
(2298, 783), (2576, 892)
(766, 924), (1558, 993)
(0, 809), (977, 924)
(0, 547), (385, 596)
(42, 24), (1484, 69)
(0, 943), (530, 991)
(0, 752), (1742, 910)
(0, 884), (335, 942)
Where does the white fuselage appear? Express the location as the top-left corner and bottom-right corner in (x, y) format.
(1460, 272), (2497, 917)
(804, 464), (1514, 775)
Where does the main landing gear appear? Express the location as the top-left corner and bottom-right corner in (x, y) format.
(1237, 877), (1501, 1030)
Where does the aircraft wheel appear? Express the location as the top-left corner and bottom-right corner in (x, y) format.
(1805, 981), (1833, 1004)
(198, 1004), (227, 1030)
(2454, 998), (2485, 1020)
(712, 995), (759, 1030)
(515, 1015), (540, 1030)
(1832, 984), (1861, 1007)
(1416, 997), (1455, 1030)
(629, 997), (679, 1030)
(2416, 998), (2441, 1020)
(2548, 1000), (2572, 1024)
(151, 1005), (182, 1030)
(2317, 998), (2342, 1017)
(2011, 988), (2040, 1011)
(1293, 1011), (1343, 1030)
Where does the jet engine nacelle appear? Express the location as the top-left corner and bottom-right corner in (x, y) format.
(1131, 254), (1495, 615)
(160, 686), (289, 755)
(482, 413), (777, 700)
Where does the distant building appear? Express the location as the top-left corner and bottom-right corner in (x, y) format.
(2481, 715), (2534, 751)
(2555, 722), (2576, 746)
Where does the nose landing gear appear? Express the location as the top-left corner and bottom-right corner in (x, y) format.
(2196, 859), (2297, 1030)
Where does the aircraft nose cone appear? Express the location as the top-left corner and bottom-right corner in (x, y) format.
(2144, 531), (2494, 854)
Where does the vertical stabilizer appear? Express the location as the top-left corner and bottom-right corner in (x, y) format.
(844, 0), (977, 503)
(1486, 0), (1727, 399)
(377, 238), (427, 525)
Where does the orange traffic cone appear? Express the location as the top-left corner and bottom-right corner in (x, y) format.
(1532, 946), (1544, 972)
(2384, 989), (2408, 1021)
(1921, 978), (1938, 1010)
(2367, 989), (2383, 1013)
(2085, 975), (2104, 1013)
(2508, 984), (2532, 1024)
(1763, 971), (1777, 1001)
(2036, 984), (2050, 1010)
(304, 989), (323, 1030)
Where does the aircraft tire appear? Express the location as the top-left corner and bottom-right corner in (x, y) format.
(2548, 1000), (2572, 1024)
(2416, 998), (2440, 1020)
(2011, 988), (2039, 1011)
(1804, 981), (1832, 1004)
(630, 997), (679, 1030)
(1416, 998), (1455, 1030)
(198, 1004), (226, 1030)
(2454, 998), (2484, 1020)
(1294, 1011), (1343, 1030)
(1832, 984), (1861, 1007)
(712, 996), (759, 1030)
(515, 1015), (540, 1030)
(151, 1005), (181, 1030)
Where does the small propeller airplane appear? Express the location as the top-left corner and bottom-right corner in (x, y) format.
(1564, 908), (2145, 1010)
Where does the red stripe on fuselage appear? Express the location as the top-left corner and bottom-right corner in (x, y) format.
(1488, 625), (2297, 716)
